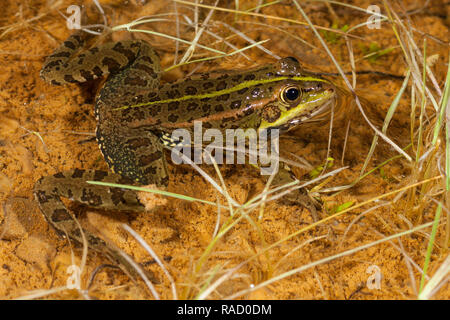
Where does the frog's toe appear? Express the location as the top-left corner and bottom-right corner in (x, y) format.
(281, 189), (322, 221)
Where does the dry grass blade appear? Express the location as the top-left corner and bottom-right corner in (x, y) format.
(293, 0), (412, 162)
(173, 0), (362, 38)
(225, 221), (434, 300)
(418, 255), (450, 300)
(122, 224), (177, 300)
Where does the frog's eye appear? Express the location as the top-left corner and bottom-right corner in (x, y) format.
(281, 86), (302, 103)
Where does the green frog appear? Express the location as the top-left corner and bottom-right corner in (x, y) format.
(35, 31), (335, 279)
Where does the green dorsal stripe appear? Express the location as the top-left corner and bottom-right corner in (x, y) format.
(113, 76), (328, 110)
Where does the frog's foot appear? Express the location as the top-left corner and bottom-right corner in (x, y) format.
(280, 187), (322, 222)
(137, 184), (168, 211)
(269, 163), (322, 222)
(34, 169), (149, 280)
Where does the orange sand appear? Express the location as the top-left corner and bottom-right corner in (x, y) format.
(0, 0), (448, 299)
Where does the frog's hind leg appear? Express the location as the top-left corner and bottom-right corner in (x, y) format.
(40, 31), (160, 89)
(34, 169), (146, 279)
(92, 38), (168, 186)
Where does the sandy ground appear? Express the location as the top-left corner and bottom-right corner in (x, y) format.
(0, 0), (449, 299)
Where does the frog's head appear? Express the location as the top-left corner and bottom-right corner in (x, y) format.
(257, 57), (335, 132)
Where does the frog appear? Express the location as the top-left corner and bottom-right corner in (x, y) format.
(35, 30), (336, 279)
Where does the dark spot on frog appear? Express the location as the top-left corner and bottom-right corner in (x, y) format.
(187, 102), (199, 111)
(133, 63), (157, 77)
(168, 114), (179, 123)
(168, 101), (180, 111)
(102, 57), (121, 72)
(80, 69), (94, 81)
(127, 137), (152, 148)
(93, 66), (103, 77)
(230, 100), (241, 109)
(244, 73), (256, 81)
(159, 176), (169, 188)
(148, 104), (162, 117)
(141, 55), (154, 65)
(63, 74), (77, 83)
(118, 175), (135, 185)
(144, 166), (157, 175)
(110, 187), (126, 206)
(132, 95), (144, 104)
(203, 122), (213, 129)
(93, 170), (108, 181)
(216, 81), (227, 91)
(88, 234), (105, 246)
(42, 60), (62, 72)
(243, 104), (254, 116)
(166, 89), (181, 99)
(203, 82), (214, 90)
(63, 40), (76, 50)
(216, 93), (230, 101)
(71, 34), (82, 45)
(51, 208), (72, 222)
(147, 92), (159, 101)
(251, 87), (261, 97)
(72, 168), (84, 178)
(35, 190), (49, 203)
(139, 151), (163, 166)
(53, 172), (65, 179)
(237, 87), (248, 94)
(185, 86), (198, 95)
(124, 76), (148, 87)
(232, 75), (242, 82)
(202, 104), (211, 113)
(81, 188), (103, 206)
(112, 42), (137, 63)
(220, 116), (236, 123)
(51, 51), (71, 58)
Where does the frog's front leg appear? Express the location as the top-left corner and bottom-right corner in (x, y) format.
(269, 164), (321, 221)
(34, 169), (148, 279)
